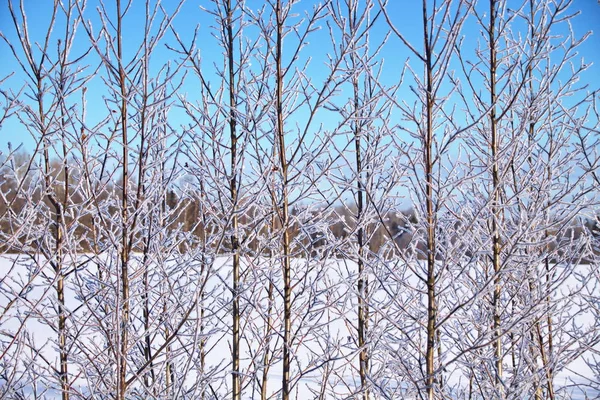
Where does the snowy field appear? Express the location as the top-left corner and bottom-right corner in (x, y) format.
(1, 254), (599, 399)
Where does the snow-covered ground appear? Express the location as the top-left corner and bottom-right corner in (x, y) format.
(1, 254), (598, 399)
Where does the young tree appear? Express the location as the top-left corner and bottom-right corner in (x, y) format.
(453, 0), (596, 398)
(326, 1), (400, 397)
(73, 1), (202, 398)
(574, 79), (600, 397)
(0, 1), (93, 397)
(246, 1), (380, 397)
(378, 1), (471, 397)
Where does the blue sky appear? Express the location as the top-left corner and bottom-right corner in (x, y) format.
(0, 0), (598, 155)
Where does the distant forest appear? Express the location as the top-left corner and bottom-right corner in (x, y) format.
(2, 153), (598, 258)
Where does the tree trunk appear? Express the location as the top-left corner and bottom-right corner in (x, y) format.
(422, 1), (437, 397)
(226, 1), (241, 398)
(489, 1), (504, 396)
(275, 2), (291, 398)
(116, 1), (130, 397)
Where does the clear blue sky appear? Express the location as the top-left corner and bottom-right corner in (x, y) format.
(0, 0), (598, 154)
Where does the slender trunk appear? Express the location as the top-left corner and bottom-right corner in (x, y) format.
(436, 328), (444, 388)
(542, 262), (555, 399)
(226, 1), (241, 398)
(275, 2), (291, 398)
(350, 5), (369, 396)
(355, 121), (369, 400)
(164, 300), (174, 396)
(532, 139), (555, 400)
(527, 3), (554, 398)
(260, 279), (275, 400)
(140, 83), (154, 394)
(280, 179), (292, 400)
(142, 210), (156, 394)
(46, 143), (68, 400)
(422, 1), (437, 398)
(39, 75), (70, 400)
(199, 192), (208, 400)
(535, 313), (554, 399)
(489, 0), (504, 395)
(200, 259), (207, 400)
(528, 327), (542, 400)
(528, 122), (556, 400)
(142, 255), (156, 393)
(261, 147), (279, 400)
(56, 221), (68, 400)
(468, 371), (473, 400)
(59, 108), (70, 400)
(541, 43), (556, 400)
(116, 1), (130, 398)
(510, 300), (517, 372)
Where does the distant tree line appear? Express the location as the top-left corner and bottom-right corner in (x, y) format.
(2, 153), (597, 260)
